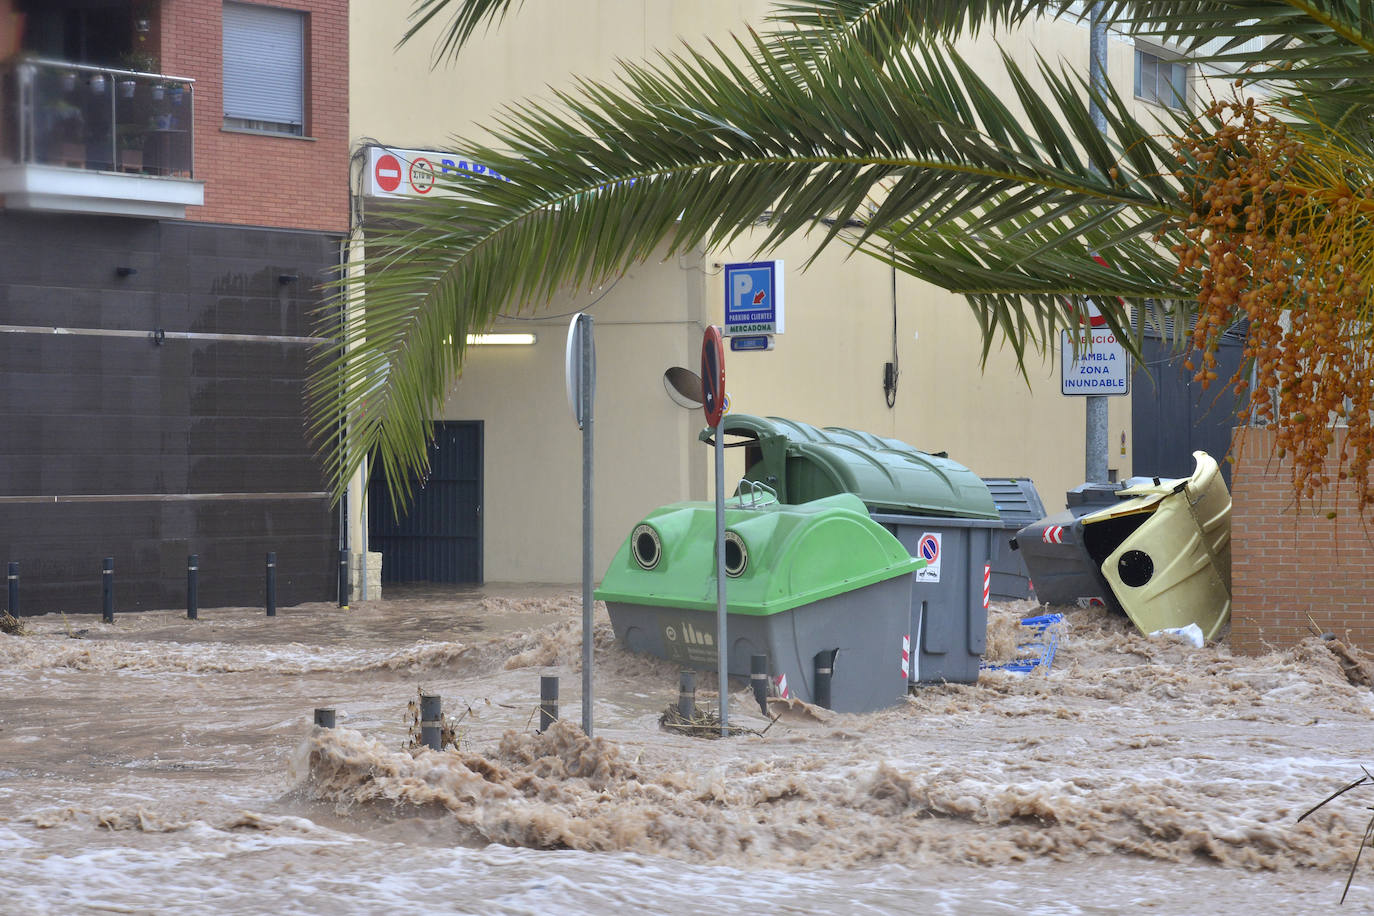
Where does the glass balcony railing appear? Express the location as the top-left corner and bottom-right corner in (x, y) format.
(2, 56), (194, 178)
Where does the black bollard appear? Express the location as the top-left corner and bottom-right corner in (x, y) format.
(101, 557), (114, 623)
(314, 708), (336, 729)
(678, 670), (696, 720)
(814, 649), (837, 709)
(750, 654), (769, 716)
(337, 548), (349, 608)
(419, 694), (443, 750)
(265, 552), (276, 617)
(186, 554), (199, 620)
(6, 561), (17, 617)
(539, 675), (559, 733)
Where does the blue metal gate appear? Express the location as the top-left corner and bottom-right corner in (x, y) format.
(368, 421), (483, 583)
(1131, 333), (1244, 487)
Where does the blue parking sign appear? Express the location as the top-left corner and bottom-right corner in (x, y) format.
(724, 261), (784, 335)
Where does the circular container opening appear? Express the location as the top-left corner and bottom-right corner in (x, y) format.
(724, 531), (748, 578)
(1117, 549), (1154, 588)
(632, 524), (661, 570)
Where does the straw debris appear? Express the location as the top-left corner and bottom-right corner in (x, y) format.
(1298, 766), (1374, 903)
(0, 610), (25, 636)
(404, 687), (478, 752)
(657, 703), (764, 739)
(1306, 614), (1374, 688)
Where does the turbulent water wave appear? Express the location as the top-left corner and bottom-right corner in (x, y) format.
(4, 594), (1374, 912)
(0, 637), (479, 675)
(298, 712), (1369, 871)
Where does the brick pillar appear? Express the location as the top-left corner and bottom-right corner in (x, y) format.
(1231, 427), (1374, 653)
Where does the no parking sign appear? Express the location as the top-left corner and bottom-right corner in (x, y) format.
(915, 532), (941, 582)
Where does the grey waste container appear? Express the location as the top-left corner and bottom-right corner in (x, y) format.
(1011, 480), (1129, 609)
(982, 477), (1045, 601)
(871, 513), (1003, 685)
(1012, 510), (1116, 610)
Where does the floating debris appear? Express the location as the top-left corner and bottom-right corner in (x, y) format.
(981, 613), (1064, 674)
(657, 702), (759, 739)
(1298, 766), (1374, 903)
(0, 611), (25, 636)
(404, 687), (478, 752)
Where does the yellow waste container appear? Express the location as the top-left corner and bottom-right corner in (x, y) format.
(1079, 452), (1231, 641)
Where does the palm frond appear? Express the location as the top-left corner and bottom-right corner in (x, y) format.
(311, 26), (1187, 498)
(401, 0), (524, 62)
(765, 0), (1080, 55)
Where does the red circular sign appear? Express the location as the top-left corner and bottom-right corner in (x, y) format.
(701, 326), (725, 428)
(409, 157), (436, 195)
(374, 153), (402, 193)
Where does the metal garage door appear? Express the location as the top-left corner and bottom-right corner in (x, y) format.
(368, 421), (483, 583)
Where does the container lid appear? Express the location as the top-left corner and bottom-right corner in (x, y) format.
(701, 414), (999, 519)
(981, 477), (1046, 526)
(595, 494), (923, 616)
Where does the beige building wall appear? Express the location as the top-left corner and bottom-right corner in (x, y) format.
(351, 0), (772, 149)
(706, 231), (1133, 508)
(435, 249), (709, 582)
(348, 3), (1214, 584)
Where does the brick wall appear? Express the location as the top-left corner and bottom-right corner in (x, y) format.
(161, 0), (349, 232)
(1231, 426), (1374, 652)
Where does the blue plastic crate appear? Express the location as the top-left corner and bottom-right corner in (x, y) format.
(981, 613), (1063, 674)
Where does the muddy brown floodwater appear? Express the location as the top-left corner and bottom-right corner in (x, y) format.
(2, 586), (1373, 914)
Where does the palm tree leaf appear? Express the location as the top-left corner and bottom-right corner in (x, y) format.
(313, 25), (1187, 497)
(401, 0), (524, 61)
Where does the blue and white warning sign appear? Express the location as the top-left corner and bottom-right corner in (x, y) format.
(1060, 302), (1129, 395)
(723, 261), (785, 336)
(915, 532), (941, 583)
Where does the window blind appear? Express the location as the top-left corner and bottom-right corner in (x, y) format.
(223, 2), (304, 129)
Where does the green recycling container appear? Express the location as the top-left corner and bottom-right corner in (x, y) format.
(700, 415), (999, 519)
(596, 493), (923, 713)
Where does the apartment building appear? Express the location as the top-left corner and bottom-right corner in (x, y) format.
(0, 0), (348, 613)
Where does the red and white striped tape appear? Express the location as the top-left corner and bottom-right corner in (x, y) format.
(982, 563), (991, 611)
(901, 634), (910, 680)
(774, 673), (789, 699)
(1041, 525), (1065, 545)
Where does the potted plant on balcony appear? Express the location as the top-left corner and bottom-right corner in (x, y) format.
(118, 51), (158, 98)
(47, 99), (85, 168)
(117, 126), (145, 173)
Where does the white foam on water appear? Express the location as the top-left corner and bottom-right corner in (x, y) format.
(3, 596), (1374, 913)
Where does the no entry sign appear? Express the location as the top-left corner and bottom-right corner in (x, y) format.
(373, 153), (402, 193)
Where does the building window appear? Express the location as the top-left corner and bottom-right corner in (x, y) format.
(1134, 48), (1187, 110)
(222, 2), (306, 136)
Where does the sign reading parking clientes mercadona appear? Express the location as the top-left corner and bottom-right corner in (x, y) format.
(723, 261), (784, 336)
(1060, 305), (1129, 396)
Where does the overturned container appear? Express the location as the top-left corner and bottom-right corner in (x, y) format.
(1012, 481), (1134, 608)
(1015, 451), (1232, 640)
(596, 492), (921, 713)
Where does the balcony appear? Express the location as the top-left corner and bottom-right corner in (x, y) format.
(0, 57), (203, 219)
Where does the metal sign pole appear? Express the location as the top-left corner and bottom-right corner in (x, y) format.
(1085, 3), (1110, 484)
(700, 325), (727, 737)
(580, 315), (595, 737)
(714, 418), (728, 736)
